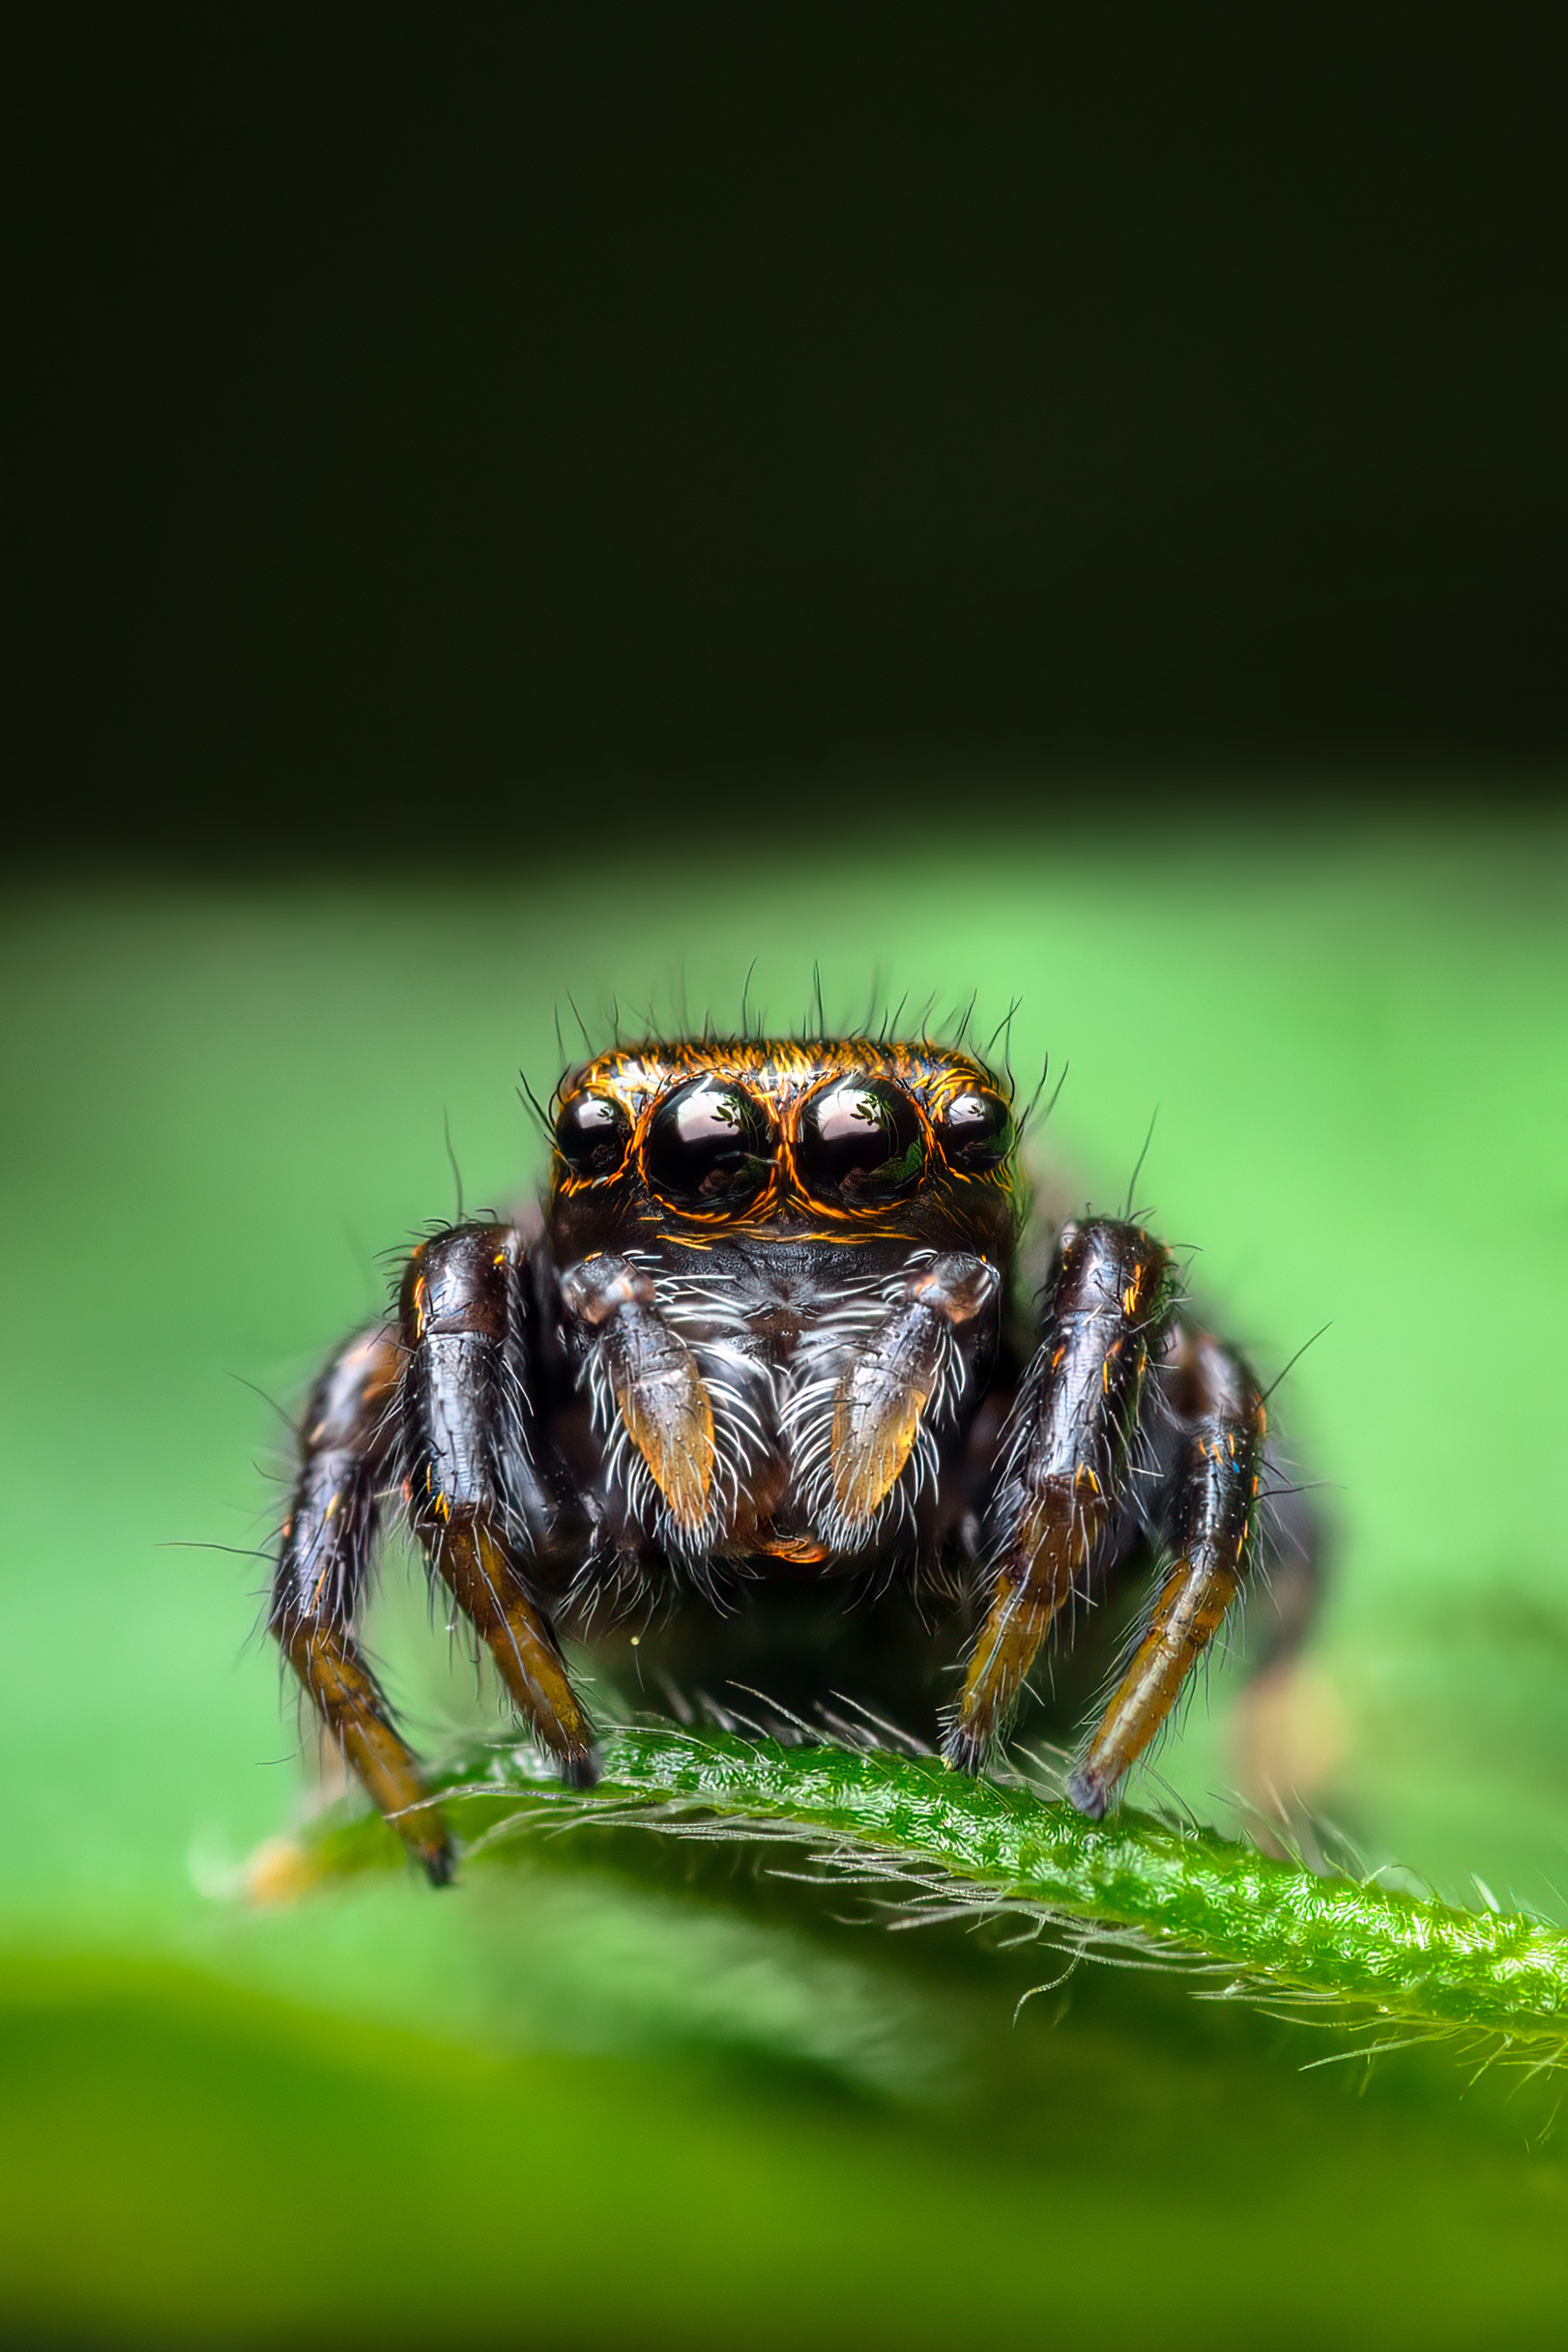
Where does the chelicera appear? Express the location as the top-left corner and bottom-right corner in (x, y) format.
(267, 1035), (1315, 1880)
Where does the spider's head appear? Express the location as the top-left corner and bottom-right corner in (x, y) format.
(545, 1036), (1021, 1264)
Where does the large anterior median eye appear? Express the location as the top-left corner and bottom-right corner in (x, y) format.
(795, 1077), (925, 1205)
(555, 1091), (632, 1181)
(933, 1087), (1014, 1172)
(642, 1078), (775, 1210)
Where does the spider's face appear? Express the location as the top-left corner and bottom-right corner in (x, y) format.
(546, 1037), (1020, 1263)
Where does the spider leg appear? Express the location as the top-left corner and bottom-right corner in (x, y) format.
(778, 1251), (1001, 1556)
(944, 1218), (1175, 1771)
(825, 1254), (1001, 1534)
(269, 1324), (453, 1883)
(560, 1254), (719, 1540)
(1067, 1321), (1265, 1817)
(401, 1223), (597, 1785)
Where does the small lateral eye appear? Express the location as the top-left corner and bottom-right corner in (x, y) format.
(935, 1087), (1014, 1172)
(795, 1077), (925, 1204)
(555, 1092), (632, 1182)
(642, 1078), (775, 1211)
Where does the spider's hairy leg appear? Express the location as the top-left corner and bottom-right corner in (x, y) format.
(944, 1218), (1174, 1774)
(268, 1325), (454, 1884)
(826, 1253), (1000, 1532)
(1067, 1323), (1264, 1818)
(402, 1224), (596, 1786)
(560, 1254), (716, 1535)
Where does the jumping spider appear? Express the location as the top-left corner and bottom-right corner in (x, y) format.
(268, 1034), (1315, 1880)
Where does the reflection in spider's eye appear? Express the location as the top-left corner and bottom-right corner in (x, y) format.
(795, 1077), (925, 1204)
(934, 1087), (1014, 1172)
(643, 1078), (775, 1210)
(555, 1092), (632, 1181)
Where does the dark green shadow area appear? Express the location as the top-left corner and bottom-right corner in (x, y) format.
(3, 815), (1567, 2344)
(9, 1918), (1568, 2352)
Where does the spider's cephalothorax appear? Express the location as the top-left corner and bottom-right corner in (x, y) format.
(268, 1036), (1306, 1881)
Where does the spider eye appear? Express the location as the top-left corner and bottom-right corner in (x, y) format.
(795, 1077), (925, 1204)
(555, 1091), (632, 1182)
(935, 1087), (1014, 1172)
(643, 1078), (774, 1210)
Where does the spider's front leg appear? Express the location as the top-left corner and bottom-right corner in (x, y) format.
(400, 1224), (597, 1786)
(1067, 1322), (1264, 1818)
(944, 1216), (1175, 1775)
(269, 1324), (454, 1883)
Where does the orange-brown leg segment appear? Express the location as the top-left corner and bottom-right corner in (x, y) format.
(428, 1509), (595, 1781)
(560, 1255), (716, 1539)
(1067, 1325), (1265, 1817)
(825, 1253), (1001, 1539)
(944, 1219), (1175, 1773)
(277, 1622), (452, 1878)
(401, 1224), (597, 1785)
(269, 1325), (454, 1883)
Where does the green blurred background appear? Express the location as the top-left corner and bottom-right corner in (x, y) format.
(6, 11), (1568, 2346)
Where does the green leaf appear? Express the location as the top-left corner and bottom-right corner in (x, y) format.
(279, 1728), (1568, 2057)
